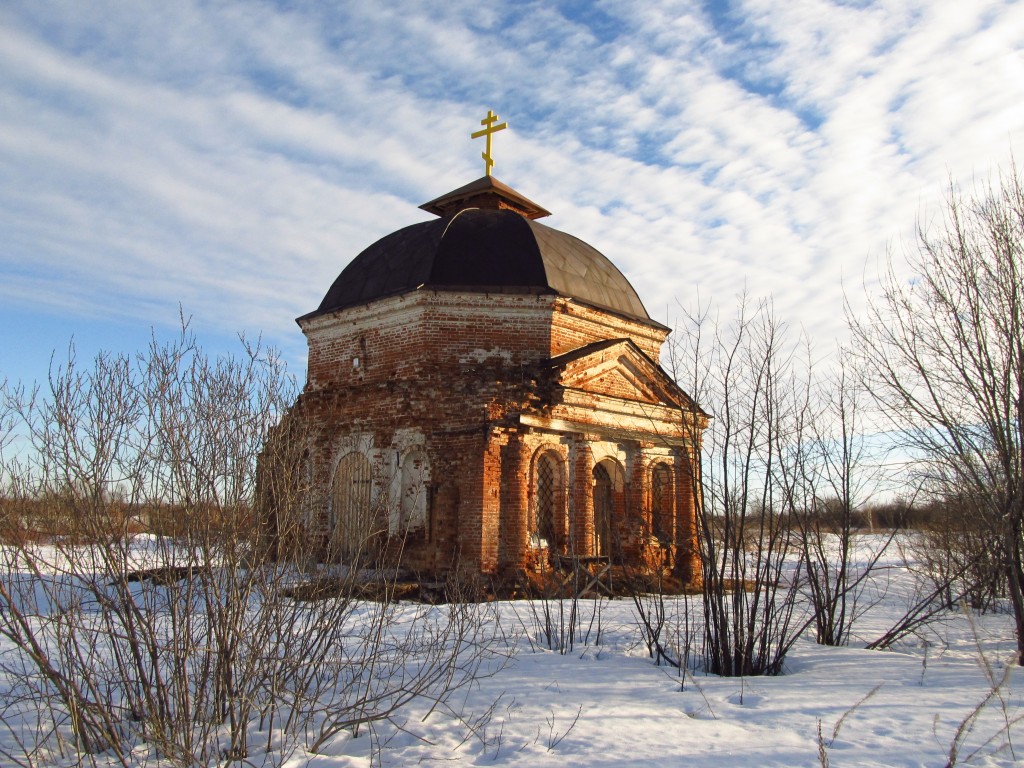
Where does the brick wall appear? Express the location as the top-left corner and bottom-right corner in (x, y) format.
(301, 291), (671, 391)
(284, 289), (702, 582)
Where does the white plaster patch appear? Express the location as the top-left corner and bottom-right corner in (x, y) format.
(460, 347), (514, 364)
(589, 440), (628, 472)
(391, 427), (427, 453)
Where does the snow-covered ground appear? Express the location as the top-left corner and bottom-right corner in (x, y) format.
(2, 535), (1022, 767)
(331, 575), (1022, 767)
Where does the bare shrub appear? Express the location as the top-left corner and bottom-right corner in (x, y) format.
(671, 295), (810, 676)
(792, 357), (895, 647)
(911, 495), (1008, 614)
(513, 560), (606, 655)
(0, 323), (503, 765)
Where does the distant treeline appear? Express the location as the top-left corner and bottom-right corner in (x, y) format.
(0, 495), (253, 543)
(699, 497), (973, 539)
(0, 493), (969, 546)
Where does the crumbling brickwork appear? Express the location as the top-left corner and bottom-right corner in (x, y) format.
(279, 177), (708, 583)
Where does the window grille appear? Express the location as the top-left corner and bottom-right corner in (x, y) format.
(537, 453), (556, 546)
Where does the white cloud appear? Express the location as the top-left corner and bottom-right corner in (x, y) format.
(1, 0), (1023, 383)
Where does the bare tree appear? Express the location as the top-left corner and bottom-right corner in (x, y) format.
(672, 294), (810, 676)
(849, 163), (1024, 663)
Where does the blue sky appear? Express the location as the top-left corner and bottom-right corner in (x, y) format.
(2, 0), (1023, 386)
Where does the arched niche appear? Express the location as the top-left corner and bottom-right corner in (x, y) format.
(400, 449), (431, 534)
(650, 461), (674, 543)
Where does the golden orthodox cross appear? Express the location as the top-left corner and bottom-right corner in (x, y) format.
(471, 109), (507, 177)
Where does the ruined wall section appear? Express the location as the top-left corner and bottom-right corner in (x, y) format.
(290, 289), (695, 579)
(293, 374), (543, 574)
(302, 292), (672, 393)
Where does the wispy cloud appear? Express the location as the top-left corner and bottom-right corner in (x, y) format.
(1, 0), (1023, 381)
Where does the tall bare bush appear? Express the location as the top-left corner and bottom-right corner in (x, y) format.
(671, 295), (809, 676)
(912, 493), (1008, 613)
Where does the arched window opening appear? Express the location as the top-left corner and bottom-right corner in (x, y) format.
(593, 462), (614, 558)
(593, 458), (625, 560)
(535, 451), (560, 549)
(651, 463), (673, 543)
(400, 450), (430, 534)
(331, 452), (376, 562)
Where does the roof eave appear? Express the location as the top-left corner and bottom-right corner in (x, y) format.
(419, 176), (551, 220)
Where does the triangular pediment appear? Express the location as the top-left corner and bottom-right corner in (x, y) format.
(545, 339), (704, 412)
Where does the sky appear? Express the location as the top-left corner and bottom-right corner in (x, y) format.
(2, 0), (1024, 386)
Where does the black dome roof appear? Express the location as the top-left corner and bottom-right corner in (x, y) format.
(307, 207), (652, 322)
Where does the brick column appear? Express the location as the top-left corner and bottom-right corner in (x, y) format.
(500, 431), (531, 571)
(625, 448), (647, 563)
(432, 480), (460, 572)
(554, 448), (570, 553)
(477, 430), (503, 574)
(569, 437), (595, 557)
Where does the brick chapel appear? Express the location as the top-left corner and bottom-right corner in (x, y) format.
(287, 121), (707, 583)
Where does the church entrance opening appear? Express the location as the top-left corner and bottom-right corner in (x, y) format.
(593, 459), (624, 559)
(593, 458), (627, 560)
(331, 452), (376, 562)
(593, 463), (612, 557)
